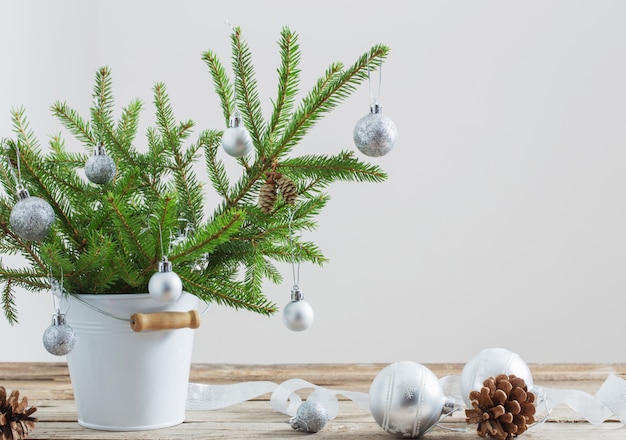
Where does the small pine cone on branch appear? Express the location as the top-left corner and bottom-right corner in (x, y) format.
(0, 386), (37, 440)
(258, 178), (278, 214)
(465, 374), (536, 440)
(275, 173), (298, 206)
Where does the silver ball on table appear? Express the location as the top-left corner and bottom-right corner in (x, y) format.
(290, 400), (329, 433)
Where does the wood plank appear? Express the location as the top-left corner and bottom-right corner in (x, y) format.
(0, 363), (623, 439)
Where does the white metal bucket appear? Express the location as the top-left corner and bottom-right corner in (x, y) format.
(66, 292), (198, 431)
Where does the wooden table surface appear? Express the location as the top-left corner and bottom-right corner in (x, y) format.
(1, 363), (624, 439)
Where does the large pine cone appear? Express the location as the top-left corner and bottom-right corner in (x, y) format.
(258, 179), (278, 214)
(465, 374), (535, 440)
(275, 173), (298, 206)
(0, 387), (37, 440)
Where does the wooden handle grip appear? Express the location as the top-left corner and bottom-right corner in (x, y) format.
(130, 310), (200, 332)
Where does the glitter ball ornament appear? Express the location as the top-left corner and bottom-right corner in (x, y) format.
(42, 312), (76, 356)
(221, 112), (253, 157)
(460, 348), (534, 408)
(369, 361), (448, 438)
(282, 286), (314, 332)
(148, 256), (183, 303)
(10, 186), (55, 241)
(290, 400), (329, 433)
(85, 144), (116, 184)
(353, 103), (398, 157)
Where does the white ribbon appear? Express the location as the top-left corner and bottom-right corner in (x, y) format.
(186, 378), (369, 419)
(186, 373), (626, 427)
(537, 373), (626, 425)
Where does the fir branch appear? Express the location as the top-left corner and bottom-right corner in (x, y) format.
(268, 27), (301, 139)
(170, 210), (245, 262)
(50, 102), (96, 146)
(105, 192), (151, 264)
(231, 27), (266, 152)
(179, 272), (278, 315)
(280, 150), (387, 184)
(202, 49), (234, 125)
(91, 66), (115, 142)
(203, 131), (231, 200)
(2, 280), (17, 325)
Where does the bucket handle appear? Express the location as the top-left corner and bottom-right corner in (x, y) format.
(130, 310), (200, 332)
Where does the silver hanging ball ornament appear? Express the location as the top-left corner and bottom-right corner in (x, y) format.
(148, 257), (183, 303)
(290, 400), (329, 433)
(460, 347), (534, 408)
(42, 312), (76, 356)
(85, 144), (116, 184)
(10, 186), (55, 241)
(282, 286), (314, 332)
(353, 103), (398, 157)
(221, 113), (253, 157)
(369, 361), (448, 438)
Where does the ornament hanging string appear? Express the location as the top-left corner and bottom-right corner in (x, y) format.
(367, 57), (383, 105)
(287, 208), (300, 289)
(1, 138), (23, 189)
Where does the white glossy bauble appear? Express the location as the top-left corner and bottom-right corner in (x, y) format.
(460, 347), (534, 408)
(10, 193), (55, 241)
(221, 126), (253, 157)
(369, 361), (446, 438)
(282, 299), (314, 332)
(148, 271), (183, 304)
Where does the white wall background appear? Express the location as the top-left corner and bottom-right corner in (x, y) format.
(1, 0), (625, 364)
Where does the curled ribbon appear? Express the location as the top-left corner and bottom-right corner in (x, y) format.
(186, 373), (626, 431)
(186, 378), (369, 419)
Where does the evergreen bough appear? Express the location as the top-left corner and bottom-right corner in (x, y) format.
(0, 27), (389, 324)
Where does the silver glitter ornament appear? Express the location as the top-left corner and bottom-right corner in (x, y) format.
(369, 361), (448, 438)
(10, 186), (55, 241)
(42, 312), (76, 356)
(85, 144), (116, 184)
(460, 347), (534, 408)
(353, 103), (398, 157)
(148, 256), (183, 303)
(221, 112), (253, 157)
(282, 286), (314, 332)
(290, 400), (329, 433)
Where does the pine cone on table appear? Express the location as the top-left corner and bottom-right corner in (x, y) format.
(275, 173), (298, 206)
(465, 374), (536, 440)
(258, 177), (278, 214)
(0, 387), (37, 440)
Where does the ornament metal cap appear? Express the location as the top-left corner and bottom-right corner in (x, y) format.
(94, 143), (107, 156)
(291, 285), (304, 301)
(158, 256), (173, 273)
(15, 184), (30, 200)
(229, 111), (243, 128)
(370, 102), (383, 114)
(51, 311), (67, 326)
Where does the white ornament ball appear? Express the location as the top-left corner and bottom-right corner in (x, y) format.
(43, 317), (76, 356)
(369, 361), (446, 438)
(85, 152), (116, 184)
(148, 270), (183, 303)
(283, 299), (314, 332)
(353, 105), (398, 157)
(10, 194), (55, 241)
(460, 347), (534, 408)
(290, 400), (329, 433)
(221, 126), (253, 157)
